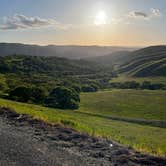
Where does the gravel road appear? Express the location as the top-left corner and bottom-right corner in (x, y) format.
(0, 107), (165, 166)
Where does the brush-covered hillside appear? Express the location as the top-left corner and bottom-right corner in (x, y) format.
(118, 46), (166, 77)
(0, 55), (113, 91)
(0, 55), (106, 76)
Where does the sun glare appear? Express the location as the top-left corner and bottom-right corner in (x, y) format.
(94, 10), (107, 26)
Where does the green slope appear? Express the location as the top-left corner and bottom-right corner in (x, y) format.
(119, 46), (166, 77)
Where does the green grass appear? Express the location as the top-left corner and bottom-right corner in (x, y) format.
(0, 89), (166, 157)
(111, 75), (166, 85)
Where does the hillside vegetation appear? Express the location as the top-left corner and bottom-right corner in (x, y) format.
(0, 89), (165, 156)
(0, 55), (113, 92)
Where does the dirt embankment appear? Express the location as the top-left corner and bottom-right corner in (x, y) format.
(0, 107), (165, 166)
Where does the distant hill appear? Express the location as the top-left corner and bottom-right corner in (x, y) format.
(0, 43), (137, 59)
(0, 55), (107, 76)
(118, 46), (166, 77)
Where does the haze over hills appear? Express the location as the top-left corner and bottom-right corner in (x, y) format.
(0, 43), (137, 59)
(86, 51), (131, 68)
(0, 43), (165, 77)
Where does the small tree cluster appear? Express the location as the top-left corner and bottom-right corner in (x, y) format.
(9, 86), (46, 103)
(81, 84), (99, 92)
(9, 86), (80, 110)
(110, 81), (165, 90)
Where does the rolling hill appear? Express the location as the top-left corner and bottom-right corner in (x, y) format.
(0, 43), (136, 59)
(88, 45), (166, 77)
(118, 46), (166, 77)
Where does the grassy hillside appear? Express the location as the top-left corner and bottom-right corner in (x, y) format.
(0, 89), (166, 156)
(118, 46), (166, 77)
(79, 90), (166, 121)
(88, 45), (166, 77)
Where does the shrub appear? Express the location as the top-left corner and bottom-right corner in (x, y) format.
(141, 81), (151, 89)
(81, 84), (98, 92)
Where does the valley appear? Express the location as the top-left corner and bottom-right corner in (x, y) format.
(0, 43), (165, 165)
(1, 1), (166, 165)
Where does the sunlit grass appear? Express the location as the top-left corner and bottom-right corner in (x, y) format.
(79, 89), (166, 121)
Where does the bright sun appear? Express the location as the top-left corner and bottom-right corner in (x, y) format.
(94, 10), (107, 26)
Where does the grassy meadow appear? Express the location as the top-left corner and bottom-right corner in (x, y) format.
(79, 90), (166, 121)
(0, 89), (166, 157)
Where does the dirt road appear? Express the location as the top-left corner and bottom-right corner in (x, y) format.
(0, 108), (165, 166)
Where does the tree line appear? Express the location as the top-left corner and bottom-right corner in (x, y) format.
(110, 81), (166, 90)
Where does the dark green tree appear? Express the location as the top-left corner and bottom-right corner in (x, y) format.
(45, 87), (80, 109)
(9, 86), (32, 102)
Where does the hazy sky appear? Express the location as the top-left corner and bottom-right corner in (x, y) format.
(0, 0), (165, 46)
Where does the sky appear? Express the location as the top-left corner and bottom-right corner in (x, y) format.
(0, 0), (165, 46)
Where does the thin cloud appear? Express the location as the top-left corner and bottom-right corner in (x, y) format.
(128, 11), (148, 18)
(0, 14), (69, 30)
(128, 8), (162, 20)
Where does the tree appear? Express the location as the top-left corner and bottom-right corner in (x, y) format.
(45, 87), (80, 109)
(9, 86), (32, 102)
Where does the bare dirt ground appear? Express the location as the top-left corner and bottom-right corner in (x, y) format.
(0, 107), (165, 166)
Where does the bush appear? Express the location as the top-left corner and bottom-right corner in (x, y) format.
(81, 84), (99, 92)
(45, 86), (80, 109)
(141, 81), (151, 89)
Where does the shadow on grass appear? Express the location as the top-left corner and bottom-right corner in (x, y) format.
(76, 111), (166, 128)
